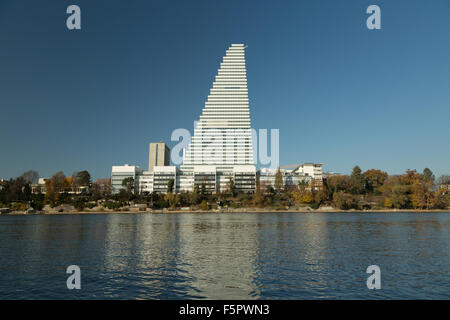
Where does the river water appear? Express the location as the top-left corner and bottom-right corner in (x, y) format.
(0, 212), (449, 299)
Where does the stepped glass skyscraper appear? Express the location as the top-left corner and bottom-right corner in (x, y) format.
(180, 44), (256, 193)
(183, 44), (254, 166)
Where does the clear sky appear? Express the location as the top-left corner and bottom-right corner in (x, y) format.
(1, 0), (449, 180)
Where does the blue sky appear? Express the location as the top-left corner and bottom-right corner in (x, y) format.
(0, 0), (449, 180)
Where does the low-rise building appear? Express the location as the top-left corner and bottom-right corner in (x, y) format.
(152, 166), (177, 193)
(111, 164), (143, 194)
(259, 167), (312, 191)
(31, 178), (48, 194)
(112, 163), (323, 195)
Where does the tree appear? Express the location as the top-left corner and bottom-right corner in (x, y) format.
(252, 178), (265, 207)
(75, 170), (91, 186)
(411, 181), (432, 209)
(20, 170), (39, 184)
(384, 197), (393, 208)
(325, 175), (349, 195)
(431, 190), (447, 209)
(291, 187), (302, 205)
(400, 169), (422, 185)
(200, 200), (209, 210)
(302, 190), (314, 203)
(189, 188), (200, 205)
(227, 177), (236, 197)
(45, 171), (70, 205)
(390, 185), (410, 209)
(167, 179), (174, 193)
(165, 192), (178, 208)
(437, 175), (450, 186)
(90, 183), (102, 201)
(274, 167), (283, 192)
(423, 168), (435, 183)
(349, 166), (365, 194)
(73, 198), (86, 211)
(298, 179), (309, 188)
(314, 189), (328, 205)
(363, 169), (388, 194)
(333, 191), (358, 210)
(201, 183), (206, 197)
(121, 177), (135, 194)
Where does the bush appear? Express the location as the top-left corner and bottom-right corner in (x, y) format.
(11, 202), (27, 212)
(333, 192), (358, 210)
(73, 199), (85, 211)
(310, 202), (320, 209)
(86, 203), (96, 209)
(200, 200), (209, 210)
(103, 201), (123, 210)
(32, 200), (44, 211)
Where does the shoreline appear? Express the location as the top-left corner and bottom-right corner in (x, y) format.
(2, 208), (450, 215)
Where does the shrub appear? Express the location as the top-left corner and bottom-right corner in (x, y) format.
(200, 200), (209, 210)
(86, 203), (96, 209)
(333, 191), (358, 210)
(33, 200), (44, 211)
(103, 201), (123, 210)
(310, 202), (320, 209)
(11, 202), (27, 212)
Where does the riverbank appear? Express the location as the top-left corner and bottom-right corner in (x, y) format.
(3, 207), (450, 215)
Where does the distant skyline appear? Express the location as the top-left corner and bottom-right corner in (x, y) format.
(1, 0), (449, 180)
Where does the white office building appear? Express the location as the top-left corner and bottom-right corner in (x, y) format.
(111, 164), (143, 194)
(182, 44), (253, 167)
(176, 44), (256, 193)
(258, 166), (321, 190)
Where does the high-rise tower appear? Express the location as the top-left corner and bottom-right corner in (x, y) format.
(148, 142), (170, 172)
(180, 44), (256, 193)
(182, 44), (254, 166)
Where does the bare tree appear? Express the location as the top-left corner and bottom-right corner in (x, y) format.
(20, 170), (39, 184)
(437, 175), (450, 186)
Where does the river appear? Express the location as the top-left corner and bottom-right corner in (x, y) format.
(0, 212), (449, 299)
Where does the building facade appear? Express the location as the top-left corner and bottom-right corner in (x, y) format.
(258, 168), (313, 191)
(148, 143), (170, 172)
(111, 164), (143, 194)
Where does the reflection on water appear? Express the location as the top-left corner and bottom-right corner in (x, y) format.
(0, 212), (449, 299)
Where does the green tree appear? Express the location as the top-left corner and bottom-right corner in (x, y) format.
(390, 185), (410, 209)
(167, 179), (174, 193)
(227, 177), (236, 197)
(274, 167), (283, 192)
(121, 177), (135, 194)
(333, 191), (358, 210)
(423, 168), (435, 183)
(201, 183), (206, 197)
(252, 178), (265, 207)
(349, 166), (365, 194)
(73, 198), (86, 211)
(75, 170), (91, 186)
